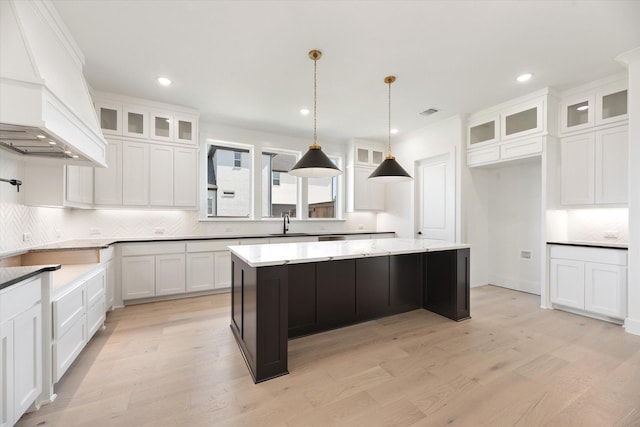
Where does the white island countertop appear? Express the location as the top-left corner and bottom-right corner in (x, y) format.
(229, 238), (470, 267)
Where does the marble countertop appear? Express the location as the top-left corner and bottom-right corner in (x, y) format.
(229, 238), (470, 267)
(18, 231), (394, 254)
(0, 265), (61, 290)
(547, 241), (628, 250)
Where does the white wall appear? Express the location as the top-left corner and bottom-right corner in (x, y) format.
(486, 159), (542, 295)
(377, 115), (463, 239)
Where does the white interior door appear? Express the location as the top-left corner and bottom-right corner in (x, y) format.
(417, 152), (455, 241)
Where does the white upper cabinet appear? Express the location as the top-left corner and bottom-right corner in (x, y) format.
(559, 76), (628, 135)
(466, 88), (555, 167)
(123, 107), (148, 139)
(94, 139), (123, 205)
(346, 139), (386, 212)
(594, 126), (628, 204)
(560, 133), (595, 205)
(93, 92), (198, 145)
(95, 101), (123, 136)
(150, 111), (174, 142)
(500, 98), (544, 141)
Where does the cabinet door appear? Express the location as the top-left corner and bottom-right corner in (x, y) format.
(174, 148), (198, 207)
(356, 257), (389, 320)
(95, 101), (122, 135)
(214, 251), (232, 289)
(317, 259), (356, 327)
(149, 145), (174, 206)
(354, 167), (385, 211)
(105, 262), (115, 310)
(13, 304), (42, 418)
(122, 141), (149, 206)
(0, 322), (14, 427)
(186, 252), (215, 292)
(67, 166), (94, 205)
(123, 107), (148, 139)
(150, 112), (174, 142)
(585, 263), (627, 318)
(595, 126), (628, 204)
(560, 133), (595, 205)
(501, 99), (543, 140)
(174, 115), (197, 145)
(122, 256), (155, 299)
(95, 140), (123, 205)
(155, 254), (186, 296)
(595, 84), (628, 126)
(560, 94), (594, 134)
(550, 259), (585, 309)
(390, 253), (421, 313)
(467, 116), (499, 147)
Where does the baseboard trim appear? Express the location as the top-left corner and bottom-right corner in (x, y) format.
(624, 317), (640, 336)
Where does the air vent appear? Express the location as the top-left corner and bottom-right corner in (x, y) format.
(420, 108), (439, 116)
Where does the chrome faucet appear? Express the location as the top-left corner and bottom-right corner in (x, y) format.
(283, 214), (290, 234)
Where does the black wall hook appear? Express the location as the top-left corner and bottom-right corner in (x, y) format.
(0, 178), (22, 192)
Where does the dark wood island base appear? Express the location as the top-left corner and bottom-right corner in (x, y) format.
(230, 248), (470, 383)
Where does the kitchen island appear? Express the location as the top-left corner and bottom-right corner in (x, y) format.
(228, 238), (471, 383)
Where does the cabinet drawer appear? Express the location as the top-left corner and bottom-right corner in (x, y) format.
(500, 137), (542, 160)
(549, 245), (627, 266)
(0, 277), (41, 323)
(53, 314), (87, 383)
(87, 297), (105, 338)
(121, 243), (185, 256)
(467, 147), (500, 167)
(53, 284), (86, 340)
(86, 271), (105, 306)
(186, 240), (240, 252)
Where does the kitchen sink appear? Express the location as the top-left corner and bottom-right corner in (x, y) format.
(268, 233), (309, 237)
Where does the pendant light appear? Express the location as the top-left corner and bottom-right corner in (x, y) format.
(289, 50), (342, 178)
(369, 76), (412, 183)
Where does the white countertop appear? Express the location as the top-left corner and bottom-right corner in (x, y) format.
(229, 238), (470, 267)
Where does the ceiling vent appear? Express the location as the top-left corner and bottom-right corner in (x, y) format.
(420, 108), (439, 116)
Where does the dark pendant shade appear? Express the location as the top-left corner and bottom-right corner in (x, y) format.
(289, 145), (342, 178)
(368, 156), (412, 183)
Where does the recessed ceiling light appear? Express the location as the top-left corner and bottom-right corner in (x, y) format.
(576, 105), (589, 111)
(157, 76), (172, 86)
(64, 150), (72, 154)
(300, 108), (310, 116)
(390, 128), (399, 135)
(516, 73), (533, 82)
(36, 134), (46, 139)
(48, 141), (56, 145)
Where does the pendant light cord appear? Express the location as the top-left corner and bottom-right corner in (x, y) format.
(313, 54), (318, 148)
(387, 79), (392, 156)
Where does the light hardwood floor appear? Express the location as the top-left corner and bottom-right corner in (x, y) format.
(17, 285), (640, 427)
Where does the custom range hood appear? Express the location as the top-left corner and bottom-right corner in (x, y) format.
(0, 0), (107, 166)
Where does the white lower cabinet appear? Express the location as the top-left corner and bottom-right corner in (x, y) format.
(0, 276), (43, 427)
(214, 251), (232, 288)
(52, 268), (105, 383)
(155, 254), (186, 296)
(186, 253), (215, 292)
(122, 255), (155, 299)
(549, 245), (627, 320)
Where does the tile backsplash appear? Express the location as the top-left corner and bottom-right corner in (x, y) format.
(565, 208), (629, 243)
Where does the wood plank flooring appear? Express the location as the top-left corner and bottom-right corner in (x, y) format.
(17, 285), (640, 427)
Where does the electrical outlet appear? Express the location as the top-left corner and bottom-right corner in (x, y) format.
(520, 250), (532, 260)
(154, 227), (165, 235)
(22, 232), (32, 242)
(89, 227), (101, 235)
(603, 231), (619, 239)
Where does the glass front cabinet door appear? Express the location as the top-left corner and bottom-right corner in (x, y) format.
(151, 112), (174, 142)
(174, 115), (197, 144)
(95, 102), (122, 135)
(467, 116), (499, 148)
(501, 99), (543, 140)
(596, 84), (628, 126)
(123, 107), (148, 139)
(561, 95), (595, 133)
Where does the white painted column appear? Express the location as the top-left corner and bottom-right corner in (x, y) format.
(617, 47), (640, 335)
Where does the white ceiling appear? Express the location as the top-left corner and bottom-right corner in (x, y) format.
(51, 0), (640, 144)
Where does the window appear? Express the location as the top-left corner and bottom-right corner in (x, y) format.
(262, 151), (298, 218)
(207, 142), (252, 217)
(308, 157), (338, 218)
